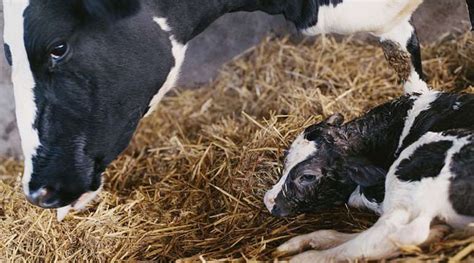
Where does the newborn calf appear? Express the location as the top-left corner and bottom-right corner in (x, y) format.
(265, 91), (474, 262)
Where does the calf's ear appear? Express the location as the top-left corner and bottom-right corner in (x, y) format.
(325, 113), (344, 126)
(79, 0), (141, 21)
(344, 157), (386, 187)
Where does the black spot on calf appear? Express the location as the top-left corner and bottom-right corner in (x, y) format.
(450, 142), (474, 216)
(396, 140), (453, 182)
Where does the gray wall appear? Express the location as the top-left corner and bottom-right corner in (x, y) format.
(0, 7), (21, 157)
(0, 1), (471, 158)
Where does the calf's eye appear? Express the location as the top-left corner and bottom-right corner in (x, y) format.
(50, 42), (69, 61)
(299, 174), (317, 184)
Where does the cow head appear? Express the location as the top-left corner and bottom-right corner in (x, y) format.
(264, 114), (361, 217)
(3, 0), (185, 208)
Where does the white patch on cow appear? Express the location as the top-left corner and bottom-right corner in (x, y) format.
(404, 69), (430, 94)
(154, 17), (171, 32)
(56, 206), (72, 222)
(378, 20), (413, 52)
(146, 17), (188, 116)
(56, 178), (103, 221)
(301, 0), (421, 36)
(3, 0), (41, 196)
(348, 186), (383, 215)
(396, 91), (440, 153)
(264, 133), (317, 212)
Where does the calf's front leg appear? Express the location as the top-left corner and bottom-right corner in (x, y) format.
(274, 230), (358, 258)
(288, 210), (437, 263)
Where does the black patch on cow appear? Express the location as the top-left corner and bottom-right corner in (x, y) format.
(406, 30), (423, 79)
(287, 0), (344, 29)
(449, 138), (474, 216)
(396, 140), (453, 182)
(3, 44), (12, 66)
(77, 0), (141, 21)
(468, 0), (474, 30)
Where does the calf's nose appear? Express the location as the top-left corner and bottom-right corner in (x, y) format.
(26, 187), (61, 208)
(264, 191), (276, 212)
(271, 205), (290, 217)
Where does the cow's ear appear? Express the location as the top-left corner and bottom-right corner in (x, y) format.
(79, 0), (140, 21)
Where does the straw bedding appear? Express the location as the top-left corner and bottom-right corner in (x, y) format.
(0, 32), (473, 262)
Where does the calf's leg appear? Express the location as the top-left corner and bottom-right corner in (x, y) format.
(288, 209), (437, 263)
(274, 230), (358, 258)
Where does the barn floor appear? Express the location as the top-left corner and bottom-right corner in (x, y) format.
(0, 32), (473, 262)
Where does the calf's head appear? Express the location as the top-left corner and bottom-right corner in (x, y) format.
(3, 0), (181, 208)
(264, 114), (360, 217)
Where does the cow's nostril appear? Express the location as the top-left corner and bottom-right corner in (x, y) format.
(26, 187), (61, 208)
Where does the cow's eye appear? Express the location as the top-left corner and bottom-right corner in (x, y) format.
(50, 42), (69, 61)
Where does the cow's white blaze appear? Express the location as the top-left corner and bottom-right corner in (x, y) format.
(264, 133), (317, 212)
(396, 91), (440, 153)
(3, 0), (40, 196)
(146, 17), (188, 116)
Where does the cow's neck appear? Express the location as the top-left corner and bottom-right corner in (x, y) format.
(152, 0), (313, 43)
(338, 97), (414, 168)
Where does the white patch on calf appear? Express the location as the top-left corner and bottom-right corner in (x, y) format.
(384, 132), (474, 229)
(396, 91), (440, 153)
(146, 17), (188, 116)
(3, 0), (41, 196)
(348, 186), (383, 215)
(264, 133), (317, 212)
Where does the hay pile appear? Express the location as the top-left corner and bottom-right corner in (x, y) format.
(0, 32), (473, 262)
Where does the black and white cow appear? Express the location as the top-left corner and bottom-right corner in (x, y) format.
(2, 0), (472, 216)
(264, 90), (474, 261)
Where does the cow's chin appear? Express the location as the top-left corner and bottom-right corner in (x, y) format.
(56, 179), (103, 222)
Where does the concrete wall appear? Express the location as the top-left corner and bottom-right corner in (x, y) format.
(0, 7), (21, 157)
(0, 1), (471, 157)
